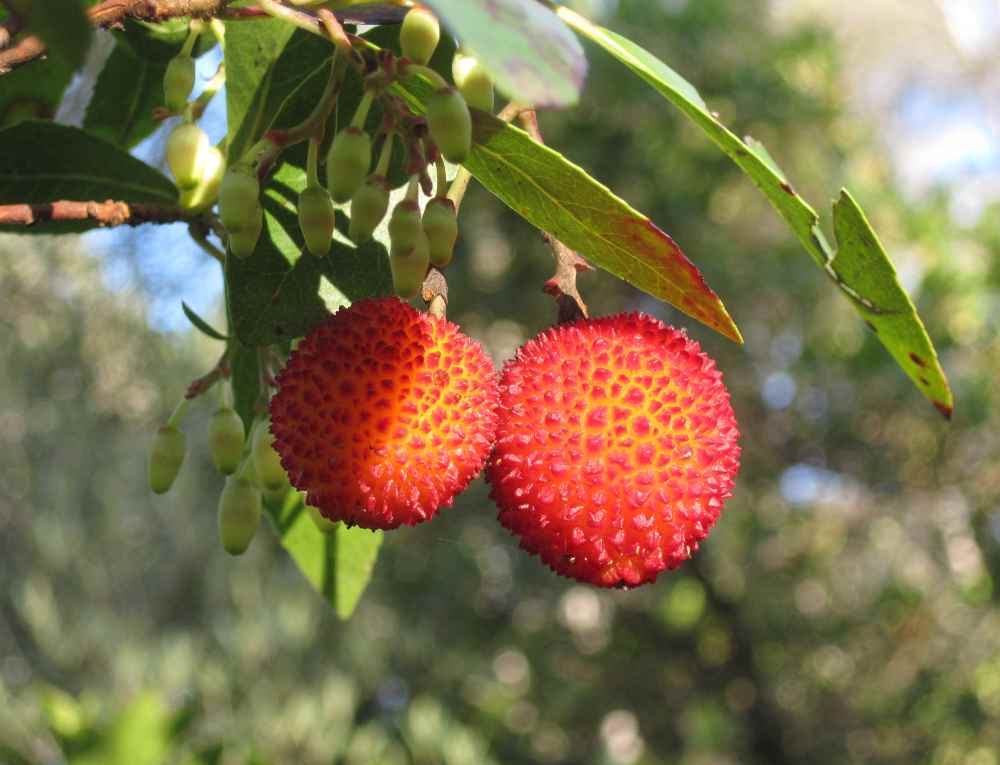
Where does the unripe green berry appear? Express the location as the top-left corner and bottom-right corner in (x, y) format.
(252, 420), (287, 492)
(348, 176), (390, 244)
(166, 123), (211, 190)
(326, 127), (372, 204)
(391, 228), (430, 299)
(227, 212), (263, 259)
(217, 476), (261, 556)
(423, 196), (458, 268)
(452, 52), (494, 112)
(149, 424), (186, 494)
(298, 184), (336, 257)
(207, 407), (245, 475)
(308, 504), (339, 534)
(179, 145), (225, 212)
(388, 199), (422, 256)
(219, 169), (262, 258)
(400, 6), (440, 66)
(164, 54), (196, 112)
(426, 87), (472, 164)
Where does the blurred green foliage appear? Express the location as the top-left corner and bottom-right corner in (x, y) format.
(2, 1), (999, 763)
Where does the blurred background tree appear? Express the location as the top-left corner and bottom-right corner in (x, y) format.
(1, 0), (999, 763)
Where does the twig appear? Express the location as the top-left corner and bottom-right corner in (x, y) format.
(188, 219), (225, 264)
(185, 352), (230, 399)
(0, 200), (191, 228)
(421, 268), (448, 318)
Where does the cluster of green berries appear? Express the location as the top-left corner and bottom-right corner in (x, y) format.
(148, 390), (294, 556)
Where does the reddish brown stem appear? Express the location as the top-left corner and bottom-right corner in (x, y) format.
(0, 199), (190, 228)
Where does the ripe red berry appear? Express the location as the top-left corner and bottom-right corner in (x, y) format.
(269, 297), (499, 530)
(486, 313), (740, 588)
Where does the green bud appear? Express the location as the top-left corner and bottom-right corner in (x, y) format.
(164, 54), (196, 112)
(298, 184), (336, 257)
(348, 176), (390, 244)
(178, 145), (225, 212)
(388, 199), (422, 255)
(166, 123), (211, 190)
(326, 127), (372, 204)
(252, 420), (287, 492)
(391, 228), (430, 300)
(308, 504), (340, 534)
(217, 476), (261, 556)
(426, 87), (472, 164)
(207, 407), (245, 475)
(400, 6), (440, 66)
(423, 196), (458, 268)
(149, 424), (186, 494)
(452, 52), (494, 112)
(219, 168), (262, 258)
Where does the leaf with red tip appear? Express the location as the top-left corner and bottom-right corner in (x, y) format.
(265, 491), (383, 620)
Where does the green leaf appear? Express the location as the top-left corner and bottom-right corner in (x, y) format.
(115, 19), (217, 62)
(227, 342), (260, 434)
(20, 0), (92, 70)
(423, 0), (586, 108)
(558, 9), (953, 412)
(84, 42), (166, 149)
(393, 75), (740, 341)
(225, 160), (392, 347)
(223, 19), (297, 162)
(266, 491), (383, 619)
(832, 190), (953, 418)
(0, 56), (73, 127)
(182, 301), (227, 341)
(0, 121), (178, 234)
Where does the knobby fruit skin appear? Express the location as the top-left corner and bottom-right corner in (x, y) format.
(391, 229), (430, 299)
(164, 54), (196, 112)
(219, 169), (262, 258)
(422, 196), (458, 268)
(149, 424), (186, 495)
(166, 123), (211, 190)
(207, 407), (246, 475)
(426, 87), (472, 164)
(400, 6), (440, 66)
(217, 475), (262, 555)
(348, 176), (390, 244)
(252, 420), (288, 492)
(179, 145), (225, 212)
(452, 52), (494, 113)
(486, 314), (741, 588)
(298, 185), (336, 257)
(269, 297), (499, 530)
(327, 128), (372, 204)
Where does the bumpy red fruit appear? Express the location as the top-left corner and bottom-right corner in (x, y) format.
(486, 313), (740, 588)
(270, 297), (499, 530)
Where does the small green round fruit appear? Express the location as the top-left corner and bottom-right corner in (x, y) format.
(149, 424), (186, 494)
(426, 87), (472, 164)
(326, 127), (372, 204)
(308, 504), (339, 534)
(252, 420), (287, 492)
(178, 145), (225, 212)
(166, 123), (211, 190)
(227, 212), (262, 259)
(452, 52), (494, 112)
(219, 168), (262, 257)
(391, 229), (430, 299)
(217, 476), (261, 555)
(388, 199), (422, 255)
(298, 184), (336, 257)
(400, 6), (440, 65)
(348, 176), (390, 244)
(164, 54), (196, 112)
(422, 196), (458, 268)
(207, 407), (245, 475)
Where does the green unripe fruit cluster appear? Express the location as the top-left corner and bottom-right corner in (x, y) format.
(149, 424), (186, 495)
(164, 54), (196, 112)
(179, 145), (225, 212)
(426, 87), (472, 164)
(400, 6), (440, 66)
(252, 421), (288, 493)
(452, 52), (494, 113)
(298, 184), (336, 257)
(207, 407), (245, 475)
(219, 168), (263, 258)
(327, 128), (372, 204)
(349, 176), (390, 244)
(423, 197), (458, 268)
(217, 476), (261, 555)
(166, 123), (211, 190)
